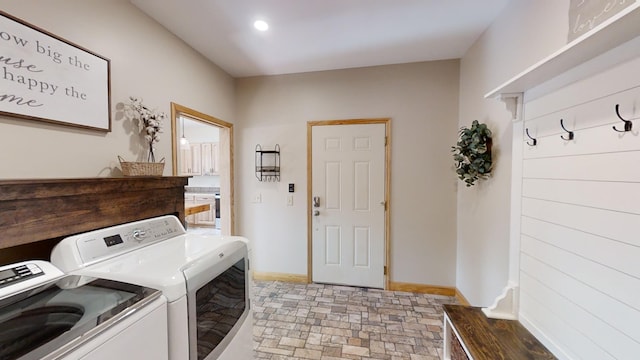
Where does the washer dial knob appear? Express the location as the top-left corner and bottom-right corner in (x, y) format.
(132, 229), (147, 242)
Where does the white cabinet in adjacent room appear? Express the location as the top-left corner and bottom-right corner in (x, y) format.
(185, 194), (216, 227)
(201, 142), (220, 176)
(184, 194), (196, 225)
(194, 194), (216, 226)
(179, 144), (202, 176)
(180, 143), (219, 176)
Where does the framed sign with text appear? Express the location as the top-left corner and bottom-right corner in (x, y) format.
(0, 11), (111, 132)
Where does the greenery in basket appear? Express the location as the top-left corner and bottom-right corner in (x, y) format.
(451, 120), (493, 187)
(126, 96), (165, 162)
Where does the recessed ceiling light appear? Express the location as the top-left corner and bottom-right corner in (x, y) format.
(254, 20), (269, 31)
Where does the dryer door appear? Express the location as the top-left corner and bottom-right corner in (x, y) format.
(183, 241), (249, 360)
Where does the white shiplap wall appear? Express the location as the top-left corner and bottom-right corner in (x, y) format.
(518, 55), (640, 360)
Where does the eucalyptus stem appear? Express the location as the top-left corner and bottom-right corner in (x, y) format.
(148, 142), (155, 163)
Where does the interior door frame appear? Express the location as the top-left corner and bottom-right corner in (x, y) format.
(170, 102), (235, 235)
(307, 118), (391, 289)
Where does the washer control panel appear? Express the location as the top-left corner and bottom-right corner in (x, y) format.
(0, 261), (65, 298)
(51, 215), (186, 271)
(0, 263), (43, 289)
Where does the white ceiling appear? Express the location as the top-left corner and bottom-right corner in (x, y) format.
(131, 0), (511, 78)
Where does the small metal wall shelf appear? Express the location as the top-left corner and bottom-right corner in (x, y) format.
(255, 144), (280, 182)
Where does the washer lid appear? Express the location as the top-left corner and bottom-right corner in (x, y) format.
(0, 275), (161, 360)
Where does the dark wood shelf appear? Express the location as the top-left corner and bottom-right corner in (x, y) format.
(0, 177), (189, 265)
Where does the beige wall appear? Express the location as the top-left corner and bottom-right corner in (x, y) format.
(1, 1), (459, 288)
(236, 61), (460, 286)
(0, 0), (234, 178)
(2, 0), (594, 303)
(457, 0), (570, 305)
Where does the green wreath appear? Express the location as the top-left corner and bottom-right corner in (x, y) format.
(452, 120), (493, 187)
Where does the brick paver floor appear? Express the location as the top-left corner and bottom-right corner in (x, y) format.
(251, 281), (457, 360)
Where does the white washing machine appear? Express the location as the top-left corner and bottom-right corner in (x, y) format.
(0, 260), (168, 360)
(51, 215), (253, 360)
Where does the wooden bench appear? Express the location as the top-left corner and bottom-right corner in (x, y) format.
(443, 305), (557, 360)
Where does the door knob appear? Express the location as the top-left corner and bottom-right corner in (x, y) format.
(313, 210), (320, 216)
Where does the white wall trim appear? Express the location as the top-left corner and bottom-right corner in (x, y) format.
(482, 282), (519, 320)
(499, 92), (524, 122)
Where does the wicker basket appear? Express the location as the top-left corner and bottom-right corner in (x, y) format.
(118, 156), (165, 176)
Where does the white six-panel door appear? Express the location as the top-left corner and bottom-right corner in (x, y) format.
(311, 123), (386, 288)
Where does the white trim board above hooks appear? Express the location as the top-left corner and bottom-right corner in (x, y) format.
(485, 3), (640, 100)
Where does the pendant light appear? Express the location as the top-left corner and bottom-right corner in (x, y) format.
(180, 117), (190, 149)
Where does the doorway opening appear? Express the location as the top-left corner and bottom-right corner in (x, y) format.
(170, 103), (234, 235)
